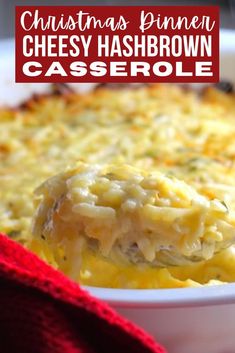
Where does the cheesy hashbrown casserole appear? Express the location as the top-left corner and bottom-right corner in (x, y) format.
(33, 162), (235, 276)
(1, 83), (235, 288)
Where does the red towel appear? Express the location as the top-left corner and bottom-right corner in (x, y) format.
(0, 233), (166, 353)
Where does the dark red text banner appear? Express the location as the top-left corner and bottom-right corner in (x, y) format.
(15, 6), (219, 83)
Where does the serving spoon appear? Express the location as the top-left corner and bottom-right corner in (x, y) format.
(33, 163), (235, 268)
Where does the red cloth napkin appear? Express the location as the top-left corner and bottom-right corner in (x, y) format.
(0, 233), (167, 353)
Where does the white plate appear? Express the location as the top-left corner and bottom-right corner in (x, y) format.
(1, 29), (235, 353)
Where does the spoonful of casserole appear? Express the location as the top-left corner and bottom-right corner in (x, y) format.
(32, 162), (235, 274)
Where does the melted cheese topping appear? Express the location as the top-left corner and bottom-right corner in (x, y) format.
(1, 84), (235, 288)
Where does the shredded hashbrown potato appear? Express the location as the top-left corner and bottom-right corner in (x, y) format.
(33, 162), (235, 275)
(1, 84), (235, 288)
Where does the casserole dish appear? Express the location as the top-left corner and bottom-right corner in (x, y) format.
(1, 30), (235, 353)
